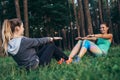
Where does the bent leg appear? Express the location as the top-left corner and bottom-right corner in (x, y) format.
(89, 42), (103, 56)
(38, 43), (68, 65)
(78, 40), (90, 58)
(37, 44), (50, 57)
(69, 40), (82, 58)
(66, 40), (82, 64)
(38, 43), (55, 65)
(53, 44), (68, 60)
(78, 40), (103, 58)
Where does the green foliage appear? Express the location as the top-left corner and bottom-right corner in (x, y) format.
(0, 0), (14, 20)
(111, 1), (120, 24)
(0, 46), (120, 80)
(28, 0), (69, 37)
(0, 0), (70, 37)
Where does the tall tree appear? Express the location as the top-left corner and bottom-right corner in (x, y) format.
(61, 29), (67, 50)
(77, 0), (85, 37)
(1, 0), (8, 19)
(23, 0), (29, 37)
(72, 0), (80, 37)
(106, 0), (112, 33)
(14, 0), (21, 19)
(0, 22), (4, 56)
(83, 0), (93, 34)
(117, 0), (120, 43)
(0, 1), (5, 56)
(98, 0), (103, 23)
(118, 0), (120, 16)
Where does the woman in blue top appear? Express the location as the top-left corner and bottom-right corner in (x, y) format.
(66, 22), (113, 64)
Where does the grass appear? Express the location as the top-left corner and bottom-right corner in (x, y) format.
(0, 46), (120, 80)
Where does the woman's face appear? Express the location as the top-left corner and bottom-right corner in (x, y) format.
(100, 24), (109, 34)
(19, 23), (24, 35)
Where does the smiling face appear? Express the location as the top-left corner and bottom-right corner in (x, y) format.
(100, 24), (109, 34)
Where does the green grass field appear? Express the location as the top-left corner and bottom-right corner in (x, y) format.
(0, 46), (120, 80)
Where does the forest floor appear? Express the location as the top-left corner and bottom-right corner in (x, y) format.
(0, 46), (120, 80)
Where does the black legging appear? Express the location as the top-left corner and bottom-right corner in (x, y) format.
(37, 43), (68, 65)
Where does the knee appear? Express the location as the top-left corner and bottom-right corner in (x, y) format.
(82, 40), (91, 49)
(78, 40), (82, 44)
(83, 40), (89, 42)
(83, 40), (91, 44)
(47, 43), (56, 48)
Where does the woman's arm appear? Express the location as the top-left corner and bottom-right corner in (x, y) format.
(94, 34), (113, 39)
(75, 36), (97, 41)
(87, 34), (113, 41)
(22, 37), (52, 48)
(22, 37), (63, 48)
(82, 37), (97, 41)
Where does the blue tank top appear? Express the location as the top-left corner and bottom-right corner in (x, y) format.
(96, 38), (111, 54)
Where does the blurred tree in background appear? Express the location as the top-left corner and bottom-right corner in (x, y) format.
(0, 0), (120, 53)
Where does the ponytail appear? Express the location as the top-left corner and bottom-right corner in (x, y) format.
(2, 19), (13, 55)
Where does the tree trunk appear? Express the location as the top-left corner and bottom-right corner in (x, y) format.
(1, 1), (7, 20)
(0, 41), (4, 57)
(72, 0), (80, 37)
(117, 0), (120, 44)
(118, 0), (120, 17)
(62, 29), (67, 50)
(0, 23), (4, 56)
(58, 30), (62, 49)
(106, 0), (115, 44)
(70, 22), (74, 48)
(23, 0), (29, 37)
(106, 0), (112, 33)
(98, 0), (103, 23)
(77, 0), (85, 37)
(83, 0), (93, 34)
(14, 0), (21, 19)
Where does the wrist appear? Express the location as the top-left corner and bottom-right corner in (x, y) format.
(90, 34), (94, 37)
(52, 37), (54, 40)
(50, 37), (53, 41)
(91, 34), (95, 37)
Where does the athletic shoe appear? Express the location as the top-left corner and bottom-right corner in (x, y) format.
(73, 56), (81, 63)
(66, 58), (73, 64)
(57, 58), (65, 64)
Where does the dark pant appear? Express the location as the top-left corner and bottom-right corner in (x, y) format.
(37, 43), (68, 65)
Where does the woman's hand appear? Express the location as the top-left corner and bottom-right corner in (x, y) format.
(82, 37), (88, 40)
(75, 36), (95, 40)
(53, 37), (63, 40)
(87, 34), (95, 37)
(75, 37), (83, 40)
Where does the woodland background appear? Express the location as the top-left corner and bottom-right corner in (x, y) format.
(0, 0), (120, 55)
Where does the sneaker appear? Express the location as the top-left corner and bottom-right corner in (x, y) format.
(73, 56), (81, 63)
(57, 58), (65, 64)
(66, 58), (73, 64)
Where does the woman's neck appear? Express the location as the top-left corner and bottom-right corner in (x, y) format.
(102, 32), (108, 34)
(13, 33), (22, 38)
